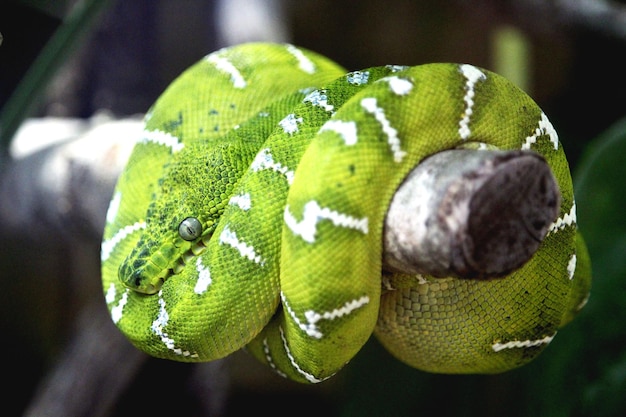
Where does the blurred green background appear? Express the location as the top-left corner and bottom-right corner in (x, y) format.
(1, 0), (625, 416)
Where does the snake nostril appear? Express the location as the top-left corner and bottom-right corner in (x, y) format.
(133, 270), (142, 288)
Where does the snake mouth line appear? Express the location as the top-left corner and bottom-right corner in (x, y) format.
(160, 235), (211, 283)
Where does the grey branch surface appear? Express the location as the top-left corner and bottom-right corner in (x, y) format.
(537, 0), (626, 39)
(0, 114), (139, 240)
(384, 149), (559, 279)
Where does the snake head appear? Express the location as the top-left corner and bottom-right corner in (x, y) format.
(118, 222), (214, 295)
(119, 258), (165, 295)
(118, 239), (183, 294)
(117, 142), (245, 294)
(117, 214), (218, 294)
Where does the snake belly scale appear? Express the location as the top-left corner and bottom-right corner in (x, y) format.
(101, 42), (591, 384)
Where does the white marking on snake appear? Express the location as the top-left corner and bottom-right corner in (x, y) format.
(458, 64), (487, 140)
(567, 253), (577, 280)
(284, 201), (369, 243)
(383, 274), (427, 291)
(101, 221), (146, 261)
(347, 70), (370, 85)
(107, 285), (128, 324)
(151, 291), (198, 357)
(228, 192), (252, 211)
(194, 257), (212, 294)
(386, 76), (413, 95)
(522, 112), (559, 150)
(262, 337), (287, 379)
(299, 86), (316, 95)
(278, 325), (329, 383)
(251, 148), (295, 184)
(286, 44), (316, 74)
(105, 283), (117, 304)
(138, 129), (184, 152)
(576, 292), (590, 311)
(281, 292), (370, 339)
(219, 225), (265, 265)
(360, 97), (407, 162)
(206, 53), (246, 88)
(106, 192), (122, 223)
(303, 89), (334, 112)
(492, 333), (556, 352)
(548, 202), (577, 235)
(319, 120), (358, 145)
(279, 113), (303, 135)
(386, 65), (409, 73)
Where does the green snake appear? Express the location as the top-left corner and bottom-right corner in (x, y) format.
(101, 42), (591, 384)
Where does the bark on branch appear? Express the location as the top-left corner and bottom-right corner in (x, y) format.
(384, 149), (559, 279)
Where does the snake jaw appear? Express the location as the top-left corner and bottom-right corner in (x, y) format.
(119, 235), (211, 295)
(119, 262), (165, 295)
(191, 238), (208, 255)
(118, 239), (186, 294)
(141, 279), (162, 295)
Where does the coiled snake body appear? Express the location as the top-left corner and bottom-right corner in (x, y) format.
(101, 43), (591, 383)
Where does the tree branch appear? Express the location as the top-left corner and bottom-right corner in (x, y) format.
(384, 149), (559, 279)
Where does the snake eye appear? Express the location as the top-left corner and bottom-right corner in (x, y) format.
(178, 217), (202, 241)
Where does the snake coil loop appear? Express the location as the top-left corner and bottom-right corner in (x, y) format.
(101, 42), (591, 384)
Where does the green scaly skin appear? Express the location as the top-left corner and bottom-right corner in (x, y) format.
(101, 43), (591, 383)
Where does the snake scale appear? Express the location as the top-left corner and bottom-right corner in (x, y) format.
(101, 43), (591, 384)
